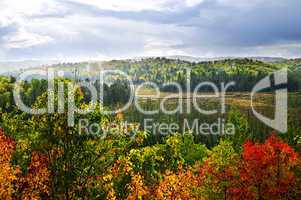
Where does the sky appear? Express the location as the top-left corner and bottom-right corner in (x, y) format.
(0, 0), (301, 61)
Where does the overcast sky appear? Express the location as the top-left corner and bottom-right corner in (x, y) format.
(0, 0), (301, 61)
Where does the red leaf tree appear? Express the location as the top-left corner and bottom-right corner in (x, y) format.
(232, 134), (299, 200)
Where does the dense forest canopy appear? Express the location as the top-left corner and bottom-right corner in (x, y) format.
(11, 57), (299, 92)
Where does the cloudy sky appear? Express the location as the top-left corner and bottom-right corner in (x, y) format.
(0, 0), (301, 61)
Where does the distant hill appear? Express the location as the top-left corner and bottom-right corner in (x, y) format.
(247, 57), (287, 63)
(166, 55), (288, 63)
(1, 56), (301, 91)
(0, 60), (60, 74)
(1, 56), (301, 77)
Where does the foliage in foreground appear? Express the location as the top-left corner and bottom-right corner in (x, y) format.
(0, 129), (49, 200)
(1, 126), (301, 199)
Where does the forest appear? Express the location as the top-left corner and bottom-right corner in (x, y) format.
(0, 58), (301, 199)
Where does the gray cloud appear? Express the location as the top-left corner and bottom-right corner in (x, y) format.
(1, 0), (301, 61)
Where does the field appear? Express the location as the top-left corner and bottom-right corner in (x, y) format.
(129, 89), (301, 143)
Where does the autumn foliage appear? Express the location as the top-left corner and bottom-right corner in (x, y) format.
(0, 129), (50, 200)
(0, 128), (16, 199)
(16, 151), (50, 200)
(107, 134), (299, 200)
(154, 165), (198, 200)
(0, 126), (301, 199)
(233, 134), (300, 199)
(152, 134), (300, 200)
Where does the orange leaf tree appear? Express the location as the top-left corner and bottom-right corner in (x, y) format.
(0, 129), (16, 200)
